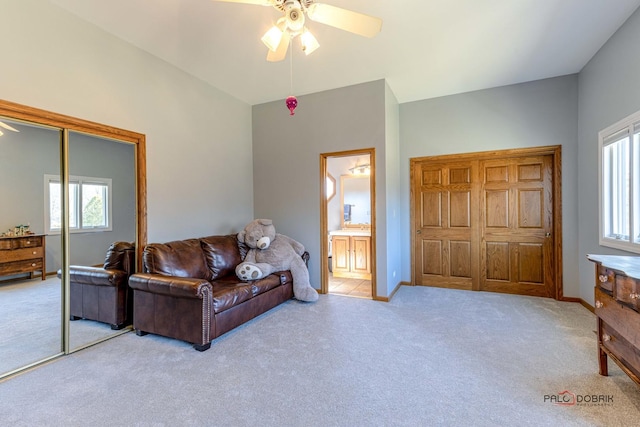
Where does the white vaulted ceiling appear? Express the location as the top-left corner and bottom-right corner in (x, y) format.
(51, 0), (640, 105)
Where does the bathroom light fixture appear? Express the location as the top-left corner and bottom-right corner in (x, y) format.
(349, 163), (370, 175)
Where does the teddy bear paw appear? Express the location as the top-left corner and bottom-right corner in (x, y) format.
(236, 264), (263, 281)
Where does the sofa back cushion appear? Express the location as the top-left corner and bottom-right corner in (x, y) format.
(200, 235), (242, 280)
(143, 238), (211, 280)
(103, 241), (136, 274)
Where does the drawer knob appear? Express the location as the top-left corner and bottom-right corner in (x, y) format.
(630, 293), (640, 300)
(602, 333), (611, 342)
(595, 301), (603, 309)
(26, 241), (30, 244)
(32, 251), (36, 255)
(599, 275), (608, 283)
(31, 263), (36, 267)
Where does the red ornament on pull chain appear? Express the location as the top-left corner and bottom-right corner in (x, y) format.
(285, 95), (298, 115)
(285, 42), (298, 116)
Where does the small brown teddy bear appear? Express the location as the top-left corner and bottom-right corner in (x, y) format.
(236, 219), (318, 302)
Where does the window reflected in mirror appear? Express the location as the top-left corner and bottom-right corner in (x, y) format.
(326, 173), (336, 202)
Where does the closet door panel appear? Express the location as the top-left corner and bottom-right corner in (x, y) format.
(414, 162), (478, 291)
(480, 155), (554, 297)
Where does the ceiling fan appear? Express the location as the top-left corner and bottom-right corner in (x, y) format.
(0, 120), (19, 136)
(212, 0), (382, 62)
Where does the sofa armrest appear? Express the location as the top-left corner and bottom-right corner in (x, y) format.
(129, 273), (211, 299)
(66, 266), (128, 287)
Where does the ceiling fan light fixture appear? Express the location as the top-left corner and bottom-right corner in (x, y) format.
(300, 28), (319, 55)
(261, 25), (284, 51)
(0, 120), (19, 132)
(284, 1), (305, 32)
(212, 0), (382, 62)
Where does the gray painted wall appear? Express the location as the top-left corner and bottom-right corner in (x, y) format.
(0, 0), (253, 246)
(0, 124), (59, 235)
(578, 8), (640, 304)
(400, 75), (580, 297)
(252, 80), (391, 296)
(384, 82), (402, 294)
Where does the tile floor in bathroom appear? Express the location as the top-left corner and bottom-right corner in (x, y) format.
(327, 274), (372, 299)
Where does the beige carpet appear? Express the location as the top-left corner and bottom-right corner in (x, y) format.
(1, 285), (639, 426)
(1, 277), (125, 375)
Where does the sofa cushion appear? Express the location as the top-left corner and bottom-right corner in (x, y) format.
(212, 271), (289, 303)
(103, 241), (135, 273)
(249, 273), (283, 297)
(200, 235), (242, 280)
(143, 239), (212, 280)
(210, 280), (254, 313)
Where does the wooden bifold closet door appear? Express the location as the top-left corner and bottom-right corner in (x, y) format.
(411, 147), (559, 299)
(413, 160), (480, 291)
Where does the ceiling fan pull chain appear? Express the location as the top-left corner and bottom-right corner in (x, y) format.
(286, 46), (298, 115)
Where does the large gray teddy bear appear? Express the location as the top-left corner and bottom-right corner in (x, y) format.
(235, 219), (318, 302)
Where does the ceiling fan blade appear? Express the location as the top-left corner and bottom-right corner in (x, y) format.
(306, 3), (382, 38)
(211, 0), (272, 5)
(0, 121), (19, 132)
(267, 31), (290, 62)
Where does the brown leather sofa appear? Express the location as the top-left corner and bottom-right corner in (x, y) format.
(64, 241), (136, 330)
(128, 234), (307, 351)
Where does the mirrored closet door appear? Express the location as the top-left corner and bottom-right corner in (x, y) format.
(67, 131), (138, 352)
(0, 117), (63, 376)
(0, 99), (146, 379)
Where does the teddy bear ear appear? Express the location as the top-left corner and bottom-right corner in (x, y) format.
(237, 230), (246, 243)
(258, 219), (273, 226)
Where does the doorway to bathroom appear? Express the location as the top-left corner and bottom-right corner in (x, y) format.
(320, 149), (376, 299)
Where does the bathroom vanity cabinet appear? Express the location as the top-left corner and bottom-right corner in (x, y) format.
(330, 231), (371, 280)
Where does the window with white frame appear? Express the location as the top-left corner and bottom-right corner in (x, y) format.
(45, 174), (112, 234)
(599, 111), (640, 253)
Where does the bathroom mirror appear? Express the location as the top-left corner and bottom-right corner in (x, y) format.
(0, 99), (146, 379)
(341, 175), (371, 229)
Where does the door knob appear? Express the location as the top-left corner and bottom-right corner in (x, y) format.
(416, 230), (421, 234)
(545, 232), (551, 237)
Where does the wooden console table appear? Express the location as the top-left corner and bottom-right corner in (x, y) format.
(0, 234), (46, 280)
(587, 254), (640, 385)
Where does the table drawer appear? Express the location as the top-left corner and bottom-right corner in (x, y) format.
(0, 259), (43, 276)
(0, 247), (43, 263)
(601, 321), (640, 379)
(16, 236), (42, 248)
(597, 265), (615, 292)
(616, 274), (640, 310)
(0, 240), (14, 250)
(595, 287), (640, 349)
(0, 236), (42, 250)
